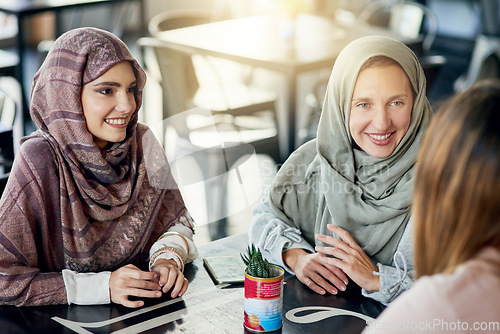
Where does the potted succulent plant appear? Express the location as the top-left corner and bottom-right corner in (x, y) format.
(241, 245), (284, 333)
(241, 244), (273, 278)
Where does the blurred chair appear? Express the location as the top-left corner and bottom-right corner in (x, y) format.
(0, 83), (18, 197)
(299, 77), (328, 145)
(356, 0), (447, 92)
(454, 34), (500, 92)
(138, 13), (280, 240)
(146, 9), (257, 110)
(454, 0), (500, 92)
(0, 173), (8, 198)
(148, 9), (217, 35)
(0, 50), (21, 161)
(357, 0), (438, 53)
(0, 49), (17, 78)
(418, 53), (448, 92)
(36, 2), (136, 59)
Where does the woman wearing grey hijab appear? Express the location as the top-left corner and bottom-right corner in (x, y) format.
(249, 35), (433, 305)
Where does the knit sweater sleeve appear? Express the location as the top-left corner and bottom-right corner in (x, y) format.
(362, 220), (415, 305)
(248, 188), (315, 273)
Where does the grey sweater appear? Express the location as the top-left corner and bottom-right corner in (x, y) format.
(248, 189), (414, 305)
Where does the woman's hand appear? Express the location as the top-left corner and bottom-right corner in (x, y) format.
(283, 248), (348, 295)
(151, 258), (189, 298)
(109, 264), (162, 308)
(315, 224), (380, 292)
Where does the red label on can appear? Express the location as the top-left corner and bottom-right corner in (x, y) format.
(244, 276), (282, 299)
(244, 266), (284, 332)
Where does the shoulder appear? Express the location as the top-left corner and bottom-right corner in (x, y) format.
(284, 139), (317, 168)
(268, 140), (321, 227)
(273, 139), (319, 187)
(135, 123), (155, 141)
(134, 123), (163, 151)
(18, 134), (58, 166)
(270, 140), (320, 204)
(442, 248), (500, 311)
(136, 122), (152, 135)
(2, 134), (59, 202)
(373, 251), (500, 332)
(432, 248), (500, 304)
(366, 278), (453, 333)
(14, 134), (59, 182)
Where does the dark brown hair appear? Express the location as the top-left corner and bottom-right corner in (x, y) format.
(413, 79), (500, 277)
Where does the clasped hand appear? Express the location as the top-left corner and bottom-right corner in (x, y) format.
(315, 224), (380, 292)
(285, 224), (380, 295)
(109, 259), (188, 308)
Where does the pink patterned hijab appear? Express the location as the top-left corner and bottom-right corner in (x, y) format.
(26, 27), (186, 234)
(29, 27), (154, 220)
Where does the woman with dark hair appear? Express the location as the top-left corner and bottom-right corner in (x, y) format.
(0, 28), (198, 307)
(363, 79), (500, 333)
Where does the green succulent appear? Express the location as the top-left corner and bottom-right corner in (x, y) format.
(241, 244), (272, 278)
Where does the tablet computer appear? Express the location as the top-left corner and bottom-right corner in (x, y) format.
(203, 255), (246, 286)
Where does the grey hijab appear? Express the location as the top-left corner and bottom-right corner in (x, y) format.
(270, 35), (433, 264)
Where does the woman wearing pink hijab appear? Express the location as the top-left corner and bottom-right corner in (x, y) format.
(0, 27), (198, 307)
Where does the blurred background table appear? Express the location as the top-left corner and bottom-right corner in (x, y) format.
(153, 13), (420, 157)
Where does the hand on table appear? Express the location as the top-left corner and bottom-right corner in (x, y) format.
(109, 260), (188, 308)
(151, 258), (189, 298)
(315, 224), (380, 292)
(283, 248), (348, 295)
(109, 264), (162, 308)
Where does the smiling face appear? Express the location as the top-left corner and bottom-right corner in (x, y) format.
(81, 61), (137, 149)
(349, 61), (413, 158)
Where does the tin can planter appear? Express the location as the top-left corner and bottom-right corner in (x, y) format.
(244, 264), (285, 333)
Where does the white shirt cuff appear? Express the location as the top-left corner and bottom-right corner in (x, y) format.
(62, 269), (111, 305)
